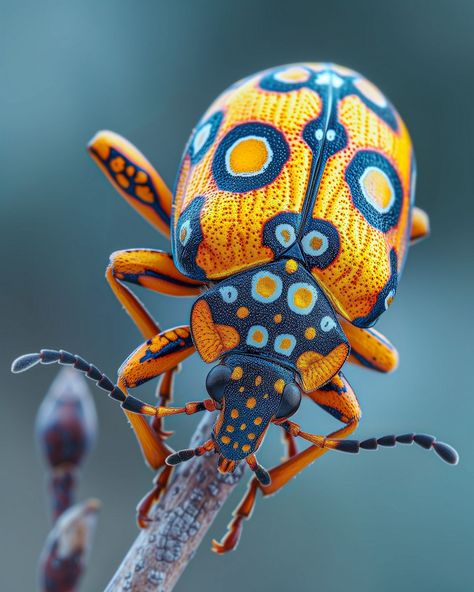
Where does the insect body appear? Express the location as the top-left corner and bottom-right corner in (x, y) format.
(13, 63), (458, 553)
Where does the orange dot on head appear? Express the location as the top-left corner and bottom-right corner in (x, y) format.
(285, 259), (298, 274)
(248, 433), (256, 440)
(240, 423), (247, 430)
(237, 306), (249, 319)
(231, 366), (243, 380)
(305, 327), (316, 339)
(126, 165), (135, 177)
(242, 444), (251, 453)
(255, 375), (262, 386)
(221, 435), (231, 444)
(231, 409), (239, 419)
(274, 379), (285, 394)
(254, 417), (263, 425)
(274, 314), (282, 324)
(246, 397), (257, 409)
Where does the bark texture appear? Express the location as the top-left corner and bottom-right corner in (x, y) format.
(105, 413), (244, 592)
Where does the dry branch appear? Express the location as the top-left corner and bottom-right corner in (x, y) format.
(105, 413), (245, 592)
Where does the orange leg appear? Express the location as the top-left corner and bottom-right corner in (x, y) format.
(105, 249), (203, 460)
(88, 130), (173, 238)
(212, 421), (358, 554)
(339, 317), (399, 374)
(410, 206), (430, 244)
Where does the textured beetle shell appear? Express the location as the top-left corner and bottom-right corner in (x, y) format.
(172, 63), (415, 328)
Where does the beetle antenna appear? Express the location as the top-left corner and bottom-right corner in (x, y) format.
(12, 349), (127, 402)
(299, 430), (459, 465)
(166, 440), (216, 466)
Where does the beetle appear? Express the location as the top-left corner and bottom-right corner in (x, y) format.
(13, 63), (458, 553)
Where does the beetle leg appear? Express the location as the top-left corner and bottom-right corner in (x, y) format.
(106, 249), (203, 445)
(88, 130), (173, 237)
(106, 249), (203, 339)
(339, 317), (399, 373)
(212, 421), (358, 554)
(281, 429), (298, 461)
(410, 206), (430, 244)
(305, 372), (362, 424)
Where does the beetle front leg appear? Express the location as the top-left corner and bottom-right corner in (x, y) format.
(106, 249), (202, 443)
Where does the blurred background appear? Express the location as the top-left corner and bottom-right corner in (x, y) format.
(1, 0), (473, 590)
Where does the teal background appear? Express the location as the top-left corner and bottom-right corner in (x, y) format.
(1, 1), (473, 590)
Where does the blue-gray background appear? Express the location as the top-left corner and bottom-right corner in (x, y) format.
(1, 1), (473, 590)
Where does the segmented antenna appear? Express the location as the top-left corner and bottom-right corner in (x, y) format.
(11, 349), (126, 403)
(323, 432), (459, 465)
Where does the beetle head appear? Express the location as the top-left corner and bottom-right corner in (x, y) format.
(206, 355), (301, 467)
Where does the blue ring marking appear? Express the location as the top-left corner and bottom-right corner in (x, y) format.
(212, 122), (290, 193)
(320, 315), (337, 332)
(172, 195), (207, 281)
(345, 150), (403, 233)
(219, 286), (238, 303)
(262, 212), (301, 259)
(275, 223), (297, 248)
(287, 282), (318, 315)
(260, 65), (316, 93)
(188, 111), (223, 165)
(301, 219), (340, 269)
(353, 249), (398, 328)
(274, 334), (297, 356)
(251, 270), (283, 303)
(246, 325), (269, 348)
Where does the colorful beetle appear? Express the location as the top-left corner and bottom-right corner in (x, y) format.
(13, 63), (458, 553)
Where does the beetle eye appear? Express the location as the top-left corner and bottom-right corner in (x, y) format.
(206, 364), (232, 403)
(275, 382), (302, 419)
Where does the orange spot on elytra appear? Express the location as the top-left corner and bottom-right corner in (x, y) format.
(126, 165), (135, 177)
(274, 314), (282, 324)
(242, 444), (251, 453)
(255, 375), (262, 386)
(221, 435), (231, 444)
(231, 409), (239, 419)
(254, 417), (263, 425)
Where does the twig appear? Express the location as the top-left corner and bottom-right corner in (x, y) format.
(105, 413), (245, 592)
